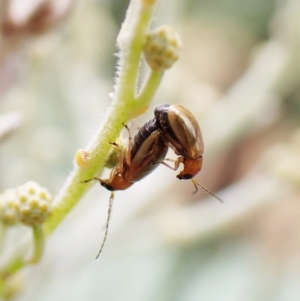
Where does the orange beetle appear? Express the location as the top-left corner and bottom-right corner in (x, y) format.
(84, 120), (168, 257)
(155, 104), (222, 202)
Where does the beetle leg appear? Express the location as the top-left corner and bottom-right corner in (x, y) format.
(81, 177), (111, 184)
(122, 123), (132, 167)
(191, 178), (223, 203)
(159, 156), (184, 170)
(160, 161), (176, 170)
(81, 141), (125, 185)
(82, 176), (109, 187)
(95, 191), (114, 259)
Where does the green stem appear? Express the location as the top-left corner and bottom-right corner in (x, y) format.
(0, 258), (24, 280)
(28, 225), (44, 264)
(116, 1), (156, 105)
(43, 0), (157, 235)
(136, 70), (164, 106)
(0, 225), (43, 274)
(1, 0), (161, 277)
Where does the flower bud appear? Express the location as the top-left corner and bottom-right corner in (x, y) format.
(143, 26), (182, 71)
(0, 189), (19, 225)
(16, 181), (52, 226)
(74, 149), (91, 169)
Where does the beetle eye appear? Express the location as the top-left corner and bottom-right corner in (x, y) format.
(177, 174), (193, 180)
(100, 182), (114, 191)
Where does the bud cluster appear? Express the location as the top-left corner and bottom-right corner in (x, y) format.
(0, 181), (52, 226)
(143, 26), (182, 71)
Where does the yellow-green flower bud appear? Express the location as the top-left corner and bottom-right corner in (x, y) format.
(0, 189), (19, 225)
(143, 26), (182, 71)
(74, 149), (91, 169)
(16, 181), (52, 226)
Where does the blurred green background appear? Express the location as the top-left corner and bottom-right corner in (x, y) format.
(2, 0), (300, 300)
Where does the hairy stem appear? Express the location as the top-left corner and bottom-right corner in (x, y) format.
(44, 0), (157, 234)
(136, 70), (164, 106)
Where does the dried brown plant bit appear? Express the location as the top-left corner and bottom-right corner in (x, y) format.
(1, 0), (73, 38)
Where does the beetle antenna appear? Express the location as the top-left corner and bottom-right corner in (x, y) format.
(82, 177), (105, 185)
(95, 191), (114, 259)
(191, 179), (223, 203)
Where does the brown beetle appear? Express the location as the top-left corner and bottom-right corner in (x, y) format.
(83, 120), (168, 258)
(154, 104), (203, 179)
(99, 120), (167, 191)
(154, 104), (222, 202)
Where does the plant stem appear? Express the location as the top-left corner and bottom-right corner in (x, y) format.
(1, 0), (160, 278)
(136, 70), (164, 107)
(28, 225), (44, 264)
(43, 0), (157, 235)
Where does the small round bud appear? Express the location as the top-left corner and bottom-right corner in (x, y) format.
(143, 26), (182, 71)
(16, 181), (52, 226)
(74, 149), (91, 169)
(0, 189), (19, 225)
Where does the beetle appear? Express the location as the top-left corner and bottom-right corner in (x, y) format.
(154, 104), (222, 202)
(99, 119), (167, 191)
(154, 104), (203, 180)
(83, 120), (168, 258)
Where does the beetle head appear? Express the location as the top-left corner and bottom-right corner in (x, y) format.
(176, 156), (203, 180)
